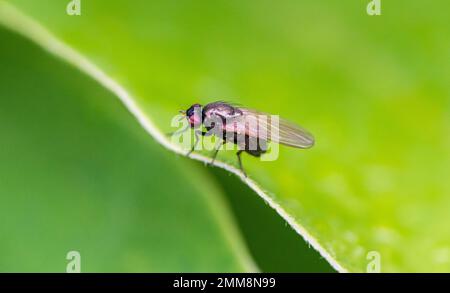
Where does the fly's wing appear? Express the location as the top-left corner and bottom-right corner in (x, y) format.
(223, 107), (315, 149)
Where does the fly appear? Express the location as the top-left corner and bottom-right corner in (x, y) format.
(175, 101), (314, 177)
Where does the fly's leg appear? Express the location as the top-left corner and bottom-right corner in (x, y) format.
(236, 150), (247, 177)
(186, 130), (201, 157)
(186, 130), (213, 157)
(209, 140), (225, 165)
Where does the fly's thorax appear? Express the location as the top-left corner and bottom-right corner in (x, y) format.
(202, 102), (242, 120)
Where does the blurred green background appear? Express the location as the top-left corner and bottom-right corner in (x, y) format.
(0, 0), (449, 272)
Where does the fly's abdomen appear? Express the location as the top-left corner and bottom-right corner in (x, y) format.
(223, 132), (267, 157)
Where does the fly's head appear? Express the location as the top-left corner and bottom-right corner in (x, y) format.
(181, 103), (203, 128)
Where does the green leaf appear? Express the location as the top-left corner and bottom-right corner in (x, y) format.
(0, 26), (256, 272)
(211, 168), (335, 272)
(2, 0), (449, 272)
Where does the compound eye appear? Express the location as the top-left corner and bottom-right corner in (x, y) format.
(186, 107), (194, 117)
